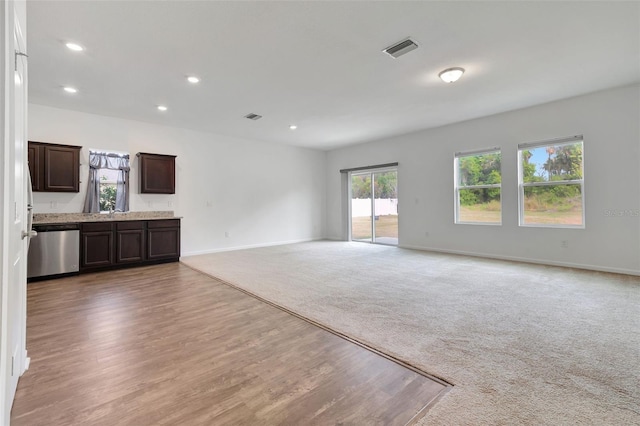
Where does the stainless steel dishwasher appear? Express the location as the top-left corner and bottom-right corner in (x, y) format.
(27, 223), (80, 280)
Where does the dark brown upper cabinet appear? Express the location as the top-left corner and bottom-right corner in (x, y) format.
(28, 141), (81, 192)
(137, 152), (176, 194)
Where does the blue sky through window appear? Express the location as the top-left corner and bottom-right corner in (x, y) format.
(527, 147), (548, 178)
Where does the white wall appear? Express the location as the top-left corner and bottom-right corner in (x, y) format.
(29, 104), (326, 256)
(29, 85), (640, 274)
(326, 84), (640, 275)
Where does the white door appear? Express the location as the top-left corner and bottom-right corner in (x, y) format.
(1, 3), (29, 422)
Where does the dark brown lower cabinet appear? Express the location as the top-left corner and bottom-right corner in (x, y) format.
(81, 222), (115, 269)
(81, 219), (180, 272)
(116, 221), (146, 264)
(147, 220), (180, 260)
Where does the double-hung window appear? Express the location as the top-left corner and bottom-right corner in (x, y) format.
(454, 148), (502, 225)
(518, 136), (584, 227)
(98, 168), (119, 212)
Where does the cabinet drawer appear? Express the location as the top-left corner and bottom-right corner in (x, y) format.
(148, 219), (180, 229)
(81, 222), (114, 232)
(117, 221), (145, 231)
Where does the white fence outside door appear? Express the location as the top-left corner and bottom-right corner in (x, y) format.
(351, 198), (398, 217)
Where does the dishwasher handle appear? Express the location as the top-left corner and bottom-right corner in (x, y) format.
(33, 223), (79, 232)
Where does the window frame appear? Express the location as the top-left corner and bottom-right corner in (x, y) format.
(454, 147), (502, 226)
(517, 135), (585, 229)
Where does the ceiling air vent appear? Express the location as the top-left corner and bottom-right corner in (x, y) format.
(244, 113), (262, 120)
(383, 38), (419, 59)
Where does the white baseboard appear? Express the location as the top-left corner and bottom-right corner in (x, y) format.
(399, 244), (640, 277)
(182, 237), (324, 257)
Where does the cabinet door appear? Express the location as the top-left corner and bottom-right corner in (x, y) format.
(81, 231), (114, 269)
(116, 221), (145, 263)
(27, 143), (42, 191)
(139, 153), (176, 194)
(44, 145), (80, 192)
(147, 221), (180, 260)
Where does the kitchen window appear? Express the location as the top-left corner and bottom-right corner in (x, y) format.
(83, 151), (130, 213)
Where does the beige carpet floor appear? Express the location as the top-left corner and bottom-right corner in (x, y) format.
(182, 241), (640, 425)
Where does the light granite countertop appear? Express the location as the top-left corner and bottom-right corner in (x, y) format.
(33, 211), (180, 224)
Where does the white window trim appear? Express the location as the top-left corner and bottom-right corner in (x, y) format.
(517, 137), (585, 229)
(454, 148), (502, 225)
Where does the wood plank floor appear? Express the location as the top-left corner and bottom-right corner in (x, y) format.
(12, 263), (448, 425)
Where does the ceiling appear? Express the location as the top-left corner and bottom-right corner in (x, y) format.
(27, 1), (640, 150)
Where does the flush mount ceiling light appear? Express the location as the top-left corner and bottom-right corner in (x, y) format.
(65, 42), (84, 52)
(439, 67), (465, 83)
(157, 105), (168, 111)
(63, 86), (77, 93)
(289, 125), (297, 130)
(187, 76), (200, 84)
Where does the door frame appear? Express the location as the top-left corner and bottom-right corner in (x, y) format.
(347, 166), (398, 246)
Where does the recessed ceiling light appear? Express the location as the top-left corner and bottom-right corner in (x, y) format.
(289, 125), (297, 130)
(65, 42), (84, 52)
(157, 105), (168, 111)
(63, 86), (77, 93)
(439, 67), (465, 83)
(187, 76), (200, 84)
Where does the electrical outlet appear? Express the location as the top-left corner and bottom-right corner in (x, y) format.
(561, 240), (569, 248)
(225, 231), (230, 238)
(425, 231), (430, 237)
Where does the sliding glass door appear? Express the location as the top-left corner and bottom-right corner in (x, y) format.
(350, 169), (398, 245)
(351, 173), (373, 241)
